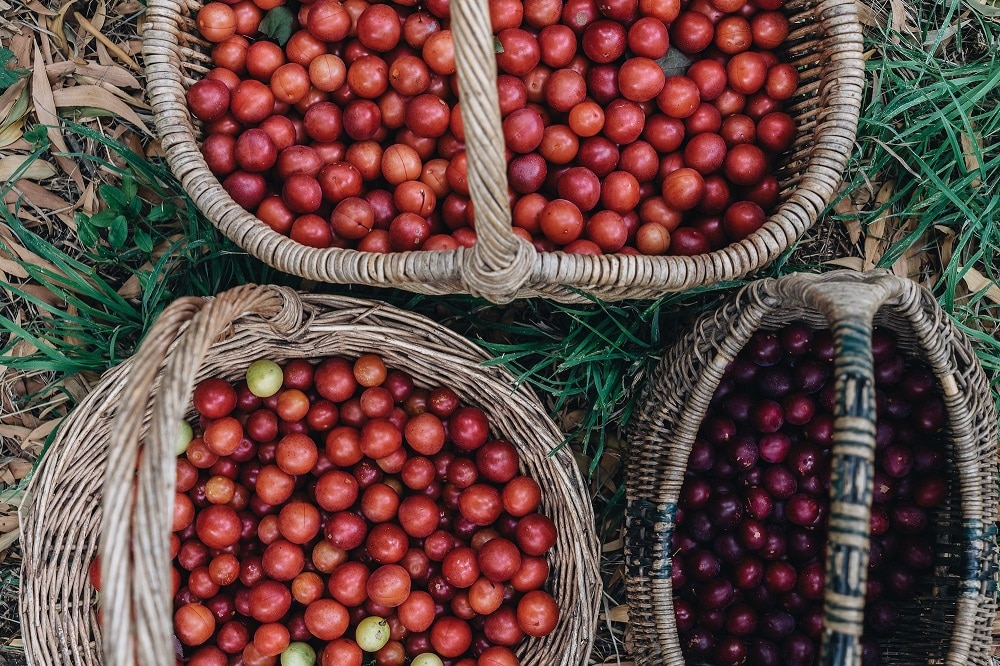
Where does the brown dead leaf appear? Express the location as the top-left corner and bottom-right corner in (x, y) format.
(18, 284), (64, 311)
(31, 41), (85, 190)
(52, 84), (152, 134)
(116, 0), (144, 13)
(0, 79), (29, 125)
(119, 128), (147, 156)
(48, 0), (79, 56)
(117, 265), (149, 298)
(889, 0), (919, 37)
(46, 60), (142, 89)
(855, 0), (881, 28)
(936, 225), (955, 268)
(0, 529), (20, 553)
(8, 460), (33, 480)
(602, 537), (623, 553)
(0, 124), (27, 149)
(0, 4), (18, 34)
(60, 372), (97, 404)
(832, 189), (862, 244)
(6, 179), (74, 216)
(11, 33), (33, 71)
(0, 225), (68, 282)
(23, 419), (60, 453)
(8, 337), (40, 359)
(26, 0), (56, 16)
(0, 155), (58, 182)
(863, 181), (896, 270)
(79, 180), (97, 215)
(0, 79), (30, 148)
(73, 9), (142, 72)
(961, 267), (1000, 305)
(145, 139), (166, 158)
(825, 257), (865, 271)
(0, 256), (29, 280)
(76, 0), (108, 54)
(961, 133), (984, 188)
(888, 252), (910, 279)
(604, 605), (629, 623)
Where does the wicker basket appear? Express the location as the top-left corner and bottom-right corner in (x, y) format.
(623, 270), (999, 665)
(141, 0), (864, 303)
(19, 285), (601, 665)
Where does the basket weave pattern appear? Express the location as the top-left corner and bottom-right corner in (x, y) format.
(142, 0), (865, 303)
(624, 271), (999, 665)
(19, 286), (602, 665)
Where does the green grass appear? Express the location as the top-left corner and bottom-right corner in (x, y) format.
(1, 122), (283, 380)
(836, 0), (1000, 403)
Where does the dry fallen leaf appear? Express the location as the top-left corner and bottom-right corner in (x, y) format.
(0, 155), (58, 182)
(26, 1), (56, 17)
(855, 0), (881, 28)
(0, 225), (69, 283)
(825, 257), (865, 271)
(30, 41), (85, 189)
(961, 133), (984, 188)
(0, 79), (29, 126)
(52, 84), (152, 134)
(935, 224), (956, 269)
(832, 187), (862, 244)
(73, 8), (142, 72)
(961, 267), (1000, 305)
(0, 124), (28, 150)
(0, 256), (29, 280)
(604, 605), (629, 623)
(863, 181), (896, 270)
(48, 0), (79, 56)
(46, 60), (142, 89)
(6, 179), (75, 221)
(889, 0), (919, 37)
(8, 459), (33, 480)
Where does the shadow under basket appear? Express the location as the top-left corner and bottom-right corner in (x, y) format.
(141, 0), (864, 303)
(19, 286), (601, 666)
(623, 270), (998, 665)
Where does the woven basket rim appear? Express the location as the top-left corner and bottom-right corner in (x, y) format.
(19, 286), (602, 666)
(141, 0), (866, 302)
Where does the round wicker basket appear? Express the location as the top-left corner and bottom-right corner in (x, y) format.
(141, 0), (865, 303)
(624, 270), (999, 665)
(19, 285), (601, 665)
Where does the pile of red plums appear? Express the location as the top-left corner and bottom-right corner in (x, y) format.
(188, 0), (801, 255)
(91, 354), (561, 666)
(672, 324), (947, 665)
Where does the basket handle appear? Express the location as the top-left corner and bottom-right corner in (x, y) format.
(450, 0), (534, 302)
(777, 271), (903, 666)
(99, 285), (303, 666)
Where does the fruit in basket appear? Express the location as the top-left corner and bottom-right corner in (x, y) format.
(92, 354), (561, 664)
(188, 0), (801, 255)
(672, 324), (948, 665)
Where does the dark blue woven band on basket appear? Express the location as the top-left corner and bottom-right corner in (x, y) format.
(625, 499), (676, 580)
(961, 521), (999, 591)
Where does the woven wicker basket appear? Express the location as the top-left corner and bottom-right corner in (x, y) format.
(141, 0), (864, 303)
(19, 285), (601, 666)
(623, 270), (999, 665)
